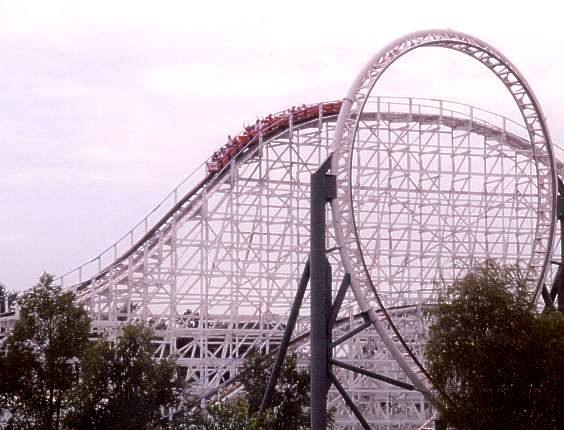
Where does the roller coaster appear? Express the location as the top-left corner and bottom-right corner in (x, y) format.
(1, 30), (562, 429)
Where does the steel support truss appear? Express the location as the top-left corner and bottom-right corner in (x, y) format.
(259, 156), (418, 429)
(331, 30), (557, 401)
(1, 94), (556, 428)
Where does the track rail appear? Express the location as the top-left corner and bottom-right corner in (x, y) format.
(74, 106), (555, 293)
(1, 95), (558, 428)
(3, 96), (558, 304)
(331, 30), (557, 405)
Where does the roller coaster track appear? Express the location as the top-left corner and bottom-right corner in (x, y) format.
(2, 31), (560, 430)
(67, 101), (342, 296)
(1, 95), (558, 428)
(58, 100), (561, 299)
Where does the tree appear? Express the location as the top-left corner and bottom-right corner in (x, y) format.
(175, 350), (313, 430)
(65, 323), (182, 429)
(240, 350), (311, 429)
(0, 273), (91, 429)
(0, 274), (182, 429)
(425, 260), (564, 429)
(177, 398), (260, 430)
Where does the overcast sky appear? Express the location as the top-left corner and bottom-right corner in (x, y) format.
(1, 0), (563, 290)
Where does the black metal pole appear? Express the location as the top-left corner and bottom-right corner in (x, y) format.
(330, 358), (415, 390)
(328, 372), (370, 430)
(260, 258), (310, 412)
(310, 158), (334, 430)
(331, 319), (373, 348)
(328, 273), (351, 331)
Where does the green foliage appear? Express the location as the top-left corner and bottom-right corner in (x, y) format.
(65, 323), (182, 429)
(0, 273), (91, 429)
(426, 260), (564, 429)
(241, 351), (311, 429)
(175, 350), (313, 430)
(177, 398), (260, 430)
(0, 273), (181, 429)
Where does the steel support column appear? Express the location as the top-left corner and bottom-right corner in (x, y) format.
(260, 258), (310, 412)
(310, 157), (335, 430)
